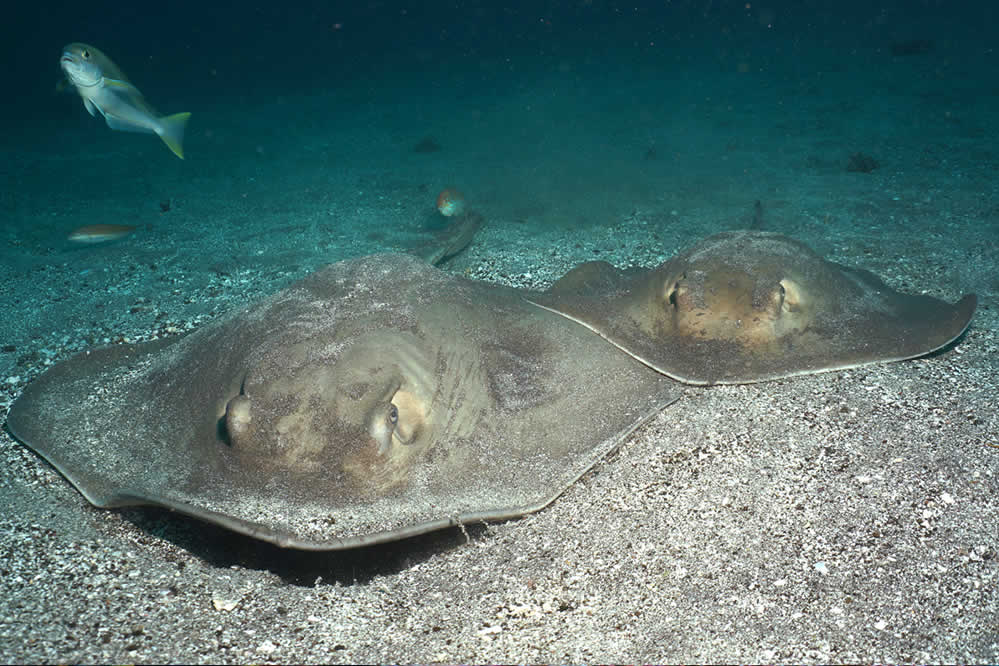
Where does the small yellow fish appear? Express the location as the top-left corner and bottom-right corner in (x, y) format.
(60, 43), (191, 159)
(67, 224), (137, 244)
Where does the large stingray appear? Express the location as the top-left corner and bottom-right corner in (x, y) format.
(528, 230), (977, 385)
(6, 254), (677, 550)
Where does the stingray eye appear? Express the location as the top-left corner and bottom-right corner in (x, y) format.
(223, 394), (253, 444)
(778, 278), (801, 312)
(773, 281), (786, 310)
(369, 402), (399, 455)
(389, 390), (426, 447)
(665, 273), (685, 308)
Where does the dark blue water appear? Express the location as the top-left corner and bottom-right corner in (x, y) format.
(7, 2), (997, 112)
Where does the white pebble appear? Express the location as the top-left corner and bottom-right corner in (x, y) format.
(212, 598), (239, 611)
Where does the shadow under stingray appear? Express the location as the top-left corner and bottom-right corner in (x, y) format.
(120, 504), (492, 587)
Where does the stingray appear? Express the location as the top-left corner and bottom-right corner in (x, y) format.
(6, 254), (677, 550)
(528, 230), (977, 385)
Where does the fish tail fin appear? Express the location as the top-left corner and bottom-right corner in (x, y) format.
(157, 111), (191, 159)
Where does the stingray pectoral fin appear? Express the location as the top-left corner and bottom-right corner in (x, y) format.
(546, 260), (626, 299)
(524, 260), (637, 345)
(6, 338), (178, 507)
(866, 291), (977, 361)
(950, 293), (978, 338)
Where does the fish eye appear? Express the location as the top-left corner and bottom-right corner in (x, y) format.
(388, 404), (399, 425)
(82, 49), (90, 59)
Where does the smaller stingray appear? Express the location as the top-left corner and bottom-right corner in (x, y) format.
(7, 255), (676, 549)
(528, 230), (977, 385)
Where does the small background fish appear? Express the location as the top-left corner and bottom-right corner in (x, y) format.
(67, 224), (137, 244)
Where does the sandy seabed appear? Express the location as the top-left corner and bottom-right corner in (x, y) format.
(1, 42), (997, 663)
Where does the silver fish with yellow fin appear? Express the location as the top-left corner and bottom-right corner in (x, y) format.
(60, 43), (191, 159)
